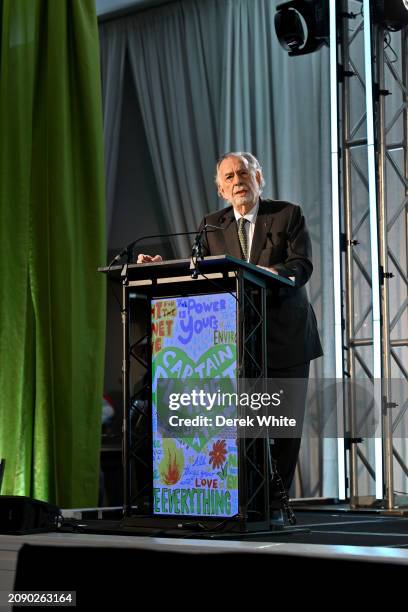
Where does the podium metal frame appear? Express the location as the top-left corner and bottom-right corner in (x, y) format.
(100, 255), (294, 532)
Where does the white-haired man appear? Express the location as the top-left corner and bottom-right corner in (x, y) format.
(198, 152), (323, 499)
(138, 151), (322, 500)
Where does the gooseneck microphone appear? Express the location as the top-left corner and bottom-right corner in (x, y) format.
(108, 225), (224, 271)
(107, 230), (199, 271)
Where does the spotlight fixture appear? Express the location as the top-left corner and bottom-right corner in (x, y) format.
(373, 0), (408, 31)
(274, 0), (329, 57)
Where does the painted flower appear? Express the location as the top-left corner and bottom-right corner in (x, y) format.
(209, 439), (227, 469)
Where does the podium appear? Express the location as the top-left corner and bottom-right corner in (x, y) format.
(100, 255), (294, 533)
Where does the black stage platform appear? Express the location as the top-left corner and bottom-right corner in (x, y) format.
(2, 505), (407, 610)
(60, 506), (408, 548)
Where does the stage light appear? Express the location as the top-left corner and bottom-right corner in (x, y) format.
(373, 0), (408, 30)
(274, 0), (329, 56)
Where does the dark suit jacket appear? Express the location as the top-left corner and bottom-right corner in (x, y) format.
(199, 198), (323, 368)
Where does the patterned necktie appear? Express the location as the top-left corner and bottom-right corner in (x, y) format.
(238, 217), (248, 260)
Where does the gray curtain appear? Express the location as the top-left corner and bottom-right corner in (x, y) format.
(126, 1), (225, 256)
(99, 20), (127, 235)
(99, 0), (336, 496)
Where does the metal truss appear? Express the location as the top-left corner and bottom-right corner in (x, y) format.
(129, 318), (151, 510)
(336, 0), (408, 509)
(126, 293), (151, 512)
(376, 19), (408, 510)
(236, 273), (270, 524)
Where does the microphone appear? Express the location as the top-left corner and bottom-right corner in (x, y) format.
(107, 230), (202, 270)
(108, 225), (224, 270)
(191, 231), (204, 259)
(204, 224), (225, 231)
(191, 224), (226, 259)
(190, 224), (224, 278)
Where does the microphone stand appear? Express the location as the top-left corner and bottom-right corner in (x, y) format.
(191, 228), (205, 279)
(190, 224), (224, 279)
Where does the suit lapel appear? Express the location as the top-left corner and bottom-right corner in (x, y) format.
(220, 208), (242, 259)
(250, 200), (274, 264)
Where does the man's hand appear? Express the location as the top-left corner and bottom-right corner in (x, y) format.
(257, 265), (278, 274)
(257, 265), (295, 283)
(137, 254), (163, 264)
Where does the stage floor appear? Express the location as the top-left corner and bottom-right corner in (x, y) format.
(1, 505), (408, 609)
(58, 503), (408, 547)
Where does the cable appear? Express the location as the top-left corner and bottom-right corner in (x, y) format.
(269, 451), (297, 525)
(57, 518), (87, 533)
(384, 31), (398, 63)
(180, 513), (241, 533)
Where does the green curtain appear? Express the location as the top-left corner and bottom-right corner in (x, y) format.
(0, 0), (106, 507)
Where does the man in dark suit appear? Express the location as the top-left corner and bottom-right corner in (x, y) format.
(199, 151), (323, 498)
(138, 151), (322, 498)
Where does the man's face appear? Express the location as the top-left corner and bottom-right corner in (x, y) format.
(217, 155), (261, 213)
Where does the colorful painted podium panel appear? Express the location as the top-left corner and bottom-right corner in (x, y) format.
(151, 292), (238, 517)
(99, 256), (294, 528)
